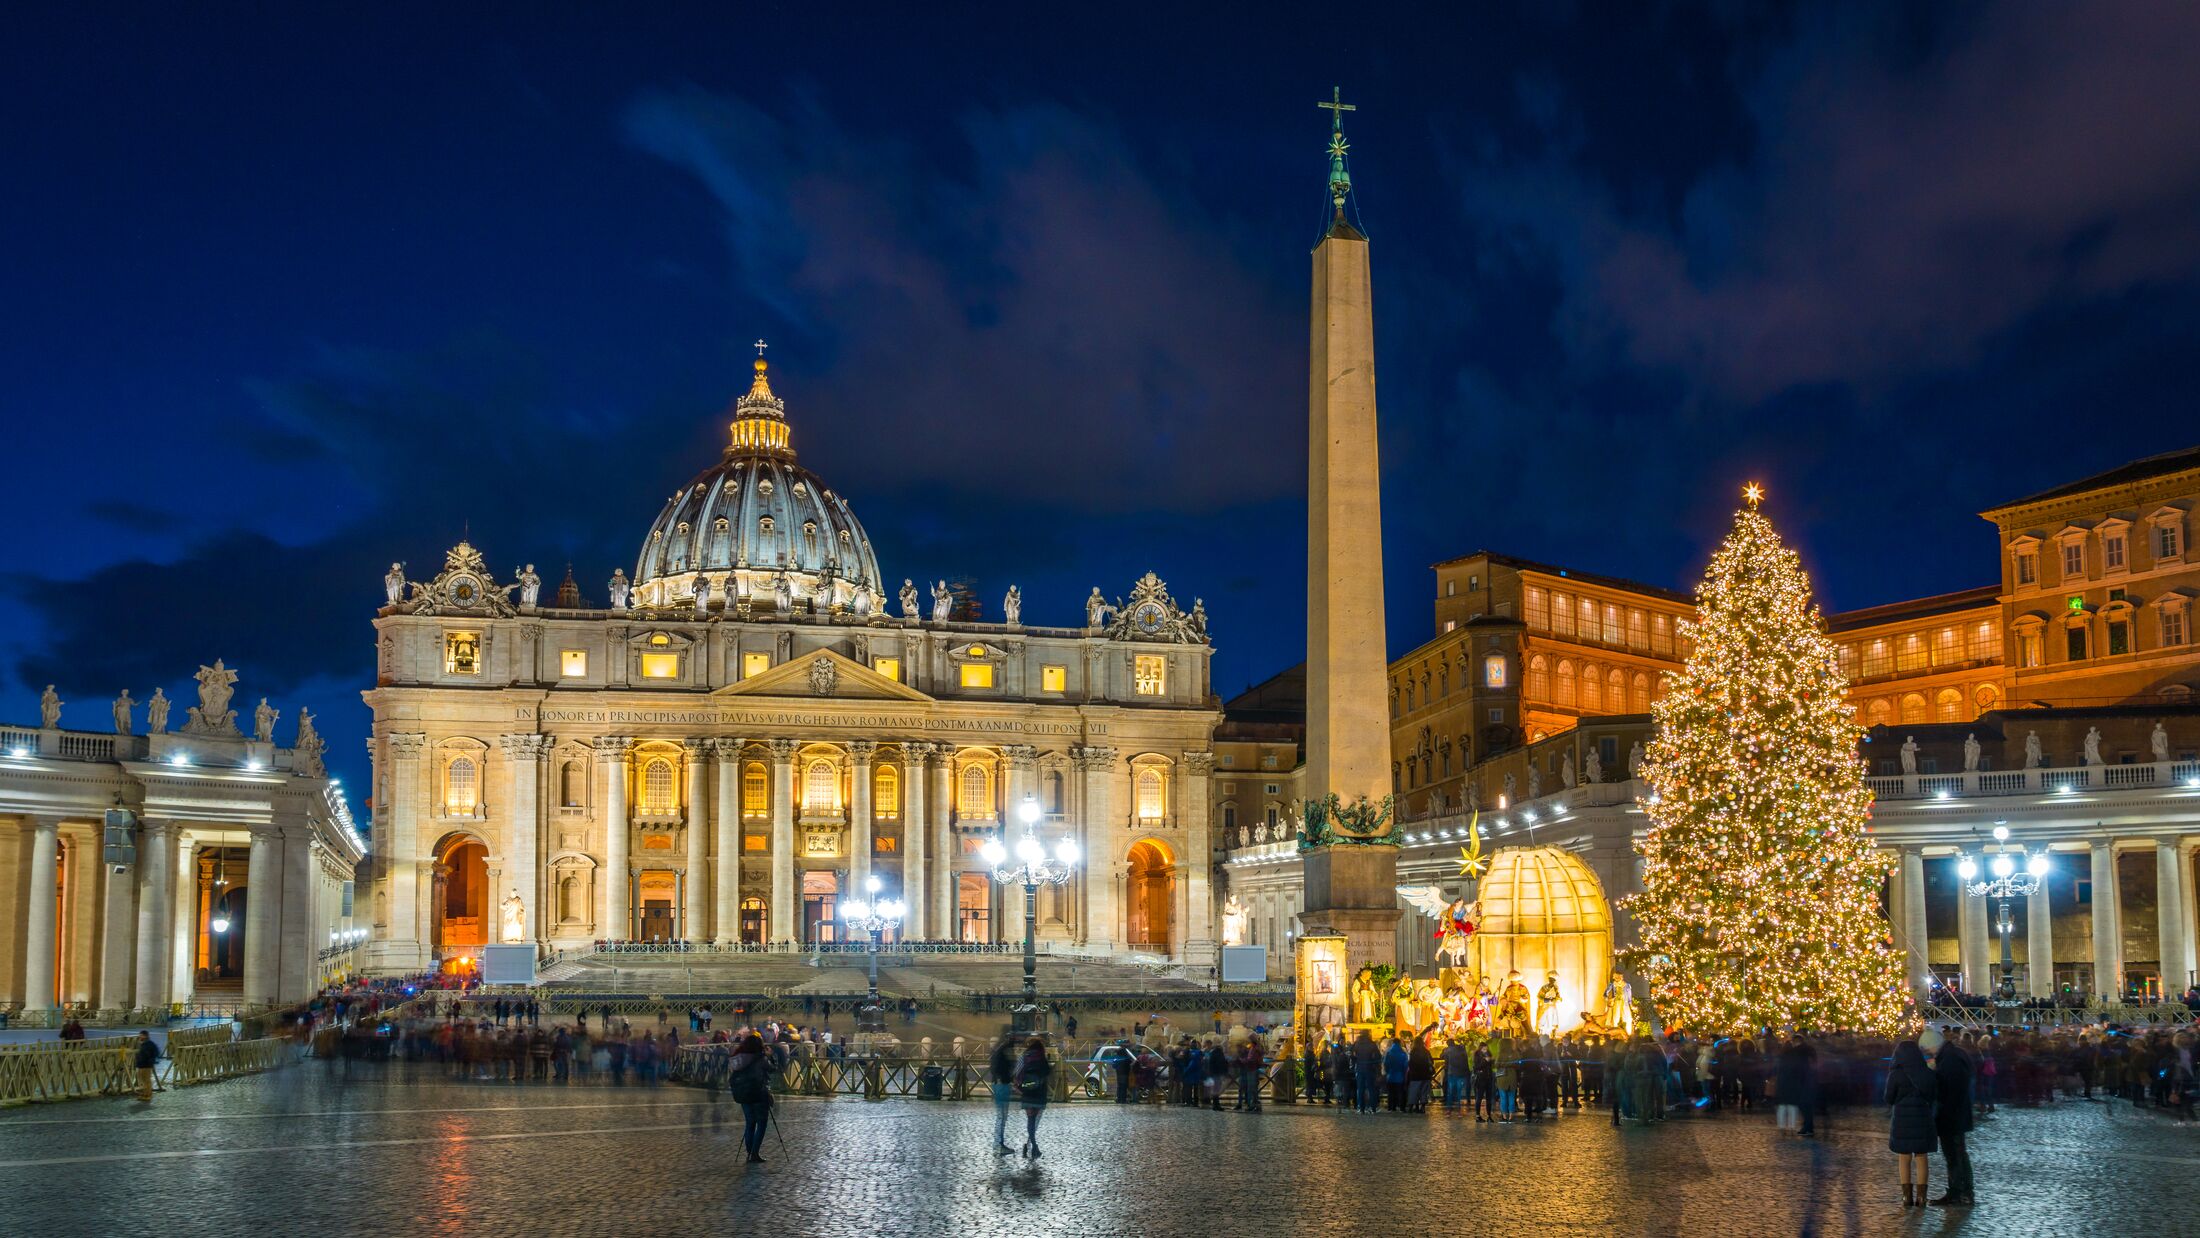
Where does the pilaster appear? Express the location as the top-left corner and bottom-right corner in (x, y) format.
(849, 740), (877, 893)
(769, 738), (798, 943)
(712, 738), (745, 945)
(683, 739), (711, 941)
(501, 733), (551, 944)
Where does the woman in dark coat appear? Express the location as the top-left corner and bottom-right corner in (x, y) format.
(1884, 1040), (1938, 1207)
(1011, 1036), (1053, 1158)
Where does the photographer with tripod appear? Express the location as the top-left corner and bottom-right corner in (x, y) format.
(727, 1033), (776, 1164)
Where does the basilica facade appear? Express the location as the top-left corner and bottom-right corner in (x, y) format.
(363, 358), (1220, 972)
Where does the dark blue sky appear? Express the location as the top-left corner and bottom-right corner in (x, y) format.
(8, 3), (2200, 794)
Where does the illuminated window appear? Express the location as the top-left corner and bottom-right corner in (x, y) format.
(1555, 660), (1576, 708)
(1041, 664), (1067, 693)
(2019, 629), (2043, 668)
(1931, 627), (1959, 666)
(1629, 672), (1650, 713)
(641, 758), (676, 814)
(803, 759), (838, 814)
(967, 645), (986, 657)
(1136, 767), (1166, 822)
(1580, 664), (1602, 712)
(1551, 592), (1573, 637)
(1968, 621), (1999, 662)
(874, 765), (899, 819)
(742, 762), (768, 819)
(873, 657), (901, 682)
(1867, 699), (1893, 728)
(1651, 613), (1673, 655)
(1935, 688), (1963, 723)
(1579, 598), (1596, 639)
(641, 652), (679, 679)
(1524, 587), (1548, 630)
(1602, 604), (1621, 644)
(1897, 634), (1926, 672)
(1525, 655), (1549, 701)
(444, 632), (481, 675)
(1861, 641), (1893, 677)
(960, 663), (994, 689)
(1900, 693), (1928, 725)
(560, 649), (587, 678)
(1607, 668), (1624, 712)
(1627, 609), (1648, 649)
(743, 652), (770, 678)
(649, 632), (670, 646)
(445, 757), (478, 816)
(959, 763), (994, 818)
(1134, 655), (1166, 696)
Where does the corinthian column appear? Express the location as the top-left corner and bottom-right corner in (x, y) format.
(501, 734), (551, 943)
(2091, 839), (2123, 999)
(242, 825), (280, 1007)
(683, 740), (711, 942)
(595, 736), (633, 940)
(2158, 840), (2188, 995)
(1901, 848), (1929, 1000)
(1002, 745), (1039, 942)
(1180, 750), (1216, 965)
(134, 820), (175, 1014)
(849, 740), (876, 893)
(1075, 746), (1118, 954)
(769, 739), (798, 943)
(904, 743), (934, 939)
(21, 817), (59, 1013)
(713, 738), (745, 945)
(380, 732), (428, 971)
(99, 834), (138, 1014)
(2027, 870), (2055, 999)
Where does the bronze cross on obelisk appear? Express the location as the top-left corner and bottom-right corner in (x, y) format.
(1318, 86), (1355, 132)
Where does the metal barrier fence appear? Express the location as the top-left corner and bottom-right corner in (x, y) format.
(669, 1046), (1303, 1106)
(1923, 1002), (2196, 1029)
(544, 990), (1293, 1018)
(0, 1039), (133, 1106)
(169, 1036), (289, 1087)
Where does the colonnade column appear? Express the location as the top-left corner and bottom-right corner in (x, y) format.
(279, 825), (313, 1003)
(769, 739), (797, 943)
(849, 740), (876, 895)
(595, 736), (632, 941)
(1002, 745), (1038, 944)
(929, 752), (954, 942)
(712, 739), (744, 946)
(133, 820), (174, 1015)
(243, 825), (280, 1007)
(2027, 870), (2055, 999)
(1076, 746), (1118, 954)
(383, 733), (427, 969)
(99, 832), (138, 1014)
(903, 743), (933, 939)
(683, 739), (710, 942)
(2090, 839), (2123, 999)
(21, 817), (59, 1013)
(1957, 877), (1990, 994)
(2157, 840), (2188, 995)
(170, 835), (196, 1004)
(1181, 751), (1215, 963)
(501, 734), (549, 944)
(2181, 842), (2200, 992)
(1900, 848), (1929, 998)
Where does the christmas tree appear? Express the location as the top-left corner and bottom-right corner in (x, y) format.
(1625, 485), (1912, 1035)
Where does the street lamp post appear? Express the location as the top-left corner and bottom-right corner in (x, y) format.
(1957, 825), (2051, 1002)
(839, 874), (905, 1033)
(981, 794), (1079, 1034)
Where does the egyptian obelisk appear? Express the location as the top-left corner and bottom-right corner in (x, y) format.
(1298, 90), (1398, 978)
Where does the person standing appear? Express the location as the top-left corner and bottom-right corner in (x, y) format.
(1406, 1036), (1434, 1113)
(727, 1033), (773, 1164)
(1351, 1028), (1380, 1114)
(1442, 1038), (1470, 1114)
(1473, 1040), (1498, 1122)
(1012, 1036), (1052, 1158)
(1885, 1039), (1939, 1207)
(1925, 1026), (1976, 1207)
(989, 1034), (1019, 1154)
(1383, 1037), (1410, 1113)
(1234, 1034), (1265, 1112)
(132, 1031), (161, 1103)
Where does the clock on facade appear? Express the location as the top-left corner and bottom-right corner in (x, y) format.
(1132, 601), (1166, 635)
(449, 576), (480, 607)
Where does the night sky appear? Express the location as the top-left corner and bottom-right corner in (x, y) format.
(8, 4), (2200, 796)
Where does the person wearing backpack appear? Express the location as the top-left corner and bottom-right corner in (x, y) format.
(1012, 1036), (1053, 1158)
(726, 1033), (774, 1164)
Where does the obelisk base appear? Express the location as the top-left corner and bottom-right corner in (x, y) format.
(1299, 843), (1400, 976)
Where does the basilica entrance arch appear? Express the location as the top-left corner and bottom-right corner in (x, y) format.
(435, 835), (490, 962)
(1126, 839), (1174, 954)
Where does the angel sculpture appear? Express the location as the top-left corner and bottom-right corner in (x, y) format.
(1397, 884), (1480, 970)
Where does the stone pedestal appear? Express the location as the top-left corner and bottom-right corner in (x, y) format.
(1298, 844), (1399, 976)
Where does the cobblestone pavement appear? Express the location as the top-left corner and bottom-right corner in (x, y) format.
(1, 1064), (2192, 1237)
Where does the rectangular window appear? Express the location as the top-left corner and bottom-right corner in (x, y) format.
(1861, 641), (1893, 677)
(1967, 621), (1999, 662)
(2158, 525), (2182, 559)
(1469, 574), (1481, 592)
(742, 652), (770, 679)
(743, 831), (768, 853)
(1524, 587), (1549, 630)
(2107, 620), (2129, 656)
(2165, 609), (2188, 647)
(2104, 535), (2126, 570)
(1627, 609), (1648, 649)
(444, 631), (481, 675)
(640, 652), (679, 679)
(1896, 634), (1927, 672)
(1487, 707), (1504, 723)
(1445, 580), (1456, 597)
(2020, 631), (2043, 668)
(1580, 598), (1597, 639)
(873, 656), (901, 682)
(2062, 542), (2085, 579)
(2015, 551), (2036, 585)
(1602, 603), (1622, 644)
(1134, 654), (1166, 696)
(1651, 613), (1673, 656)
(2066, 627), (2087, 661)
(959, 663), (995, 689)
(1040, 664), (1067, 692)
(1551, 592), (1573, 637)
(560, 649), (587, 678)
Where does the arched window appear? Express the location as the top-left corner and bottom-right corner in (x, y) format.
(1555, 660), (1576, 709)
(1608, 669), (1625, 714)
(1580, 664), (1602, 713)
(1046, 769), (1065, 814)
(1526, 655), (1549, 701)
(1438, 667), (1449, 697)
(742, 762), (768, 818)
(1900, 693), (1928, 725)
(1136, 767), (1166, 822)
(873, 765), (900, 819)
(1867, 698), (1894, 728)
(445, 757), (478, 816)
(559, 760), (585, 808)
(1935, 688), (1963, 722)
(959, 763), (993, 819)
(1629, 672), (1650, 713)
(641, 758), (676, 815)
(804, 758), (839, 814)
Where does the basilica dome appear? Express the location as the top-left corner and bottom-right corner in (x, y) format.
(632, 357), (884, 611)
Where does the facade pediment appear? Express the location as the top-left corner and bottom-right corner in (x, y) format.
(712, 649), (932, 703)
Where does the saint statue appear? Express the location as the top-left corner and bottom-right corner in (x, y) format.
(773, 573), (794, 615)
(293, 709), (326, 778)
(1221, 896), (1246, 946)
(146, 687), (170, 735)
(1348, 966), (1380, 1024)
(1899, 735), (1919, 775)
(1189, 598), (1208, 639)
(1627, 741), (1645, 777)
(254, 697), (278, 743)
(1561, 753), (1577, 789)
(1493, 970), (1533, 1038)
(930, 581), (951, 623)
(1585, 745), (1603, 784)
(1601, 970), (1635, 1037)
(384, 562), (407, 605)
(693, 574), (713, 618)
(501, 891), (526, 943)
(1534, 971), (1564, 1037)
(1502, 771), (1516, 802)
(195, 659), (236, 721)
(2024, 730), (2043, 770)
(112, 690), (135, 736)
(1003, 585), (1022, 626)
(1527, 765), (1541, 799)
(851, 583), (874, 617)
(2153, 722), (2172, 763)
(2083, 726), (2104, 766)
(39, 684), (60, 729)
(1085, 587), (1113, 628)
(900, 579), (920, 620)
(607, 569), (631, 611)
(1963, 733), (1981, 772)
(517, 564), (541, 608)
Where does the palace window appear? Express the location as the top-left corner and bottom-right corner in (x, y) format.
(2062, 542), (2085, 580)
(1136, 767), (1166, 822)
(2014, 551), (2037, 585)
(560, 760), (585, 808)
(2157, 523), (2183, 560)
(743, 652), (770, 678)
(1608, 668), (1624, 713)
(874, 766), (899, 819)
(1867, 699), (1893, 728)
(1221, 803), (1237, 831)
(2105, 534), (2127, 571)
(959, 763), (994, 819)
(445, 756), (479, 816)
(1968, 620), (2000, 662)
(2066, 627), (2088, 661)
(1651, 613), (1673, 656)
(2019, 630), (2043, 668)
(1627, 609), (1648, 649)
(2165, 607), (2189, 648)
(1602, 604), (1622, 644)
(1041, 664), (1067, 693)
(1935, 688), (1963, 723)
(1554, 660), (1576, 709)
(1630, 672), (1650, 713)
(1046, 770), (1065, 814)
(641, 758), (676, 815)
(1483, 653), (1506, 689)
(1931, 627), (1958, 666)
(1579, 597), (1597, 639)
(2107, 619), (2129, 657)
(959, 663), (995, 689)
(1900, 694), (1928, 725)
(641, 652), (679, 679)
(1580, 664), (1602, 713)
(1134, 655), (1167, 696)
(804, 758), (839, 814)
(873, 656), (901, 682)
(1551, 592), (1574, 637)
(742, 763), (769, 819)
(1525, 655), (1549, 702)
(1896, 634), (1927, 673)
(445, 631), (481, 675)
(1524, 587), (1549, 630)
(560, 649), (587, 678)
(1837, 644), (1857, 678)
